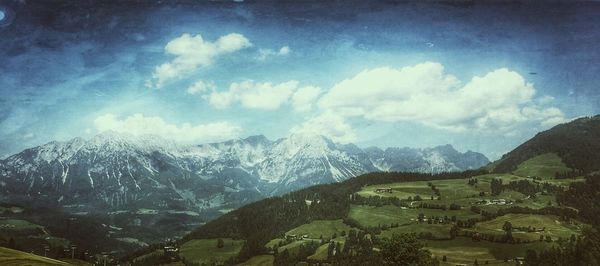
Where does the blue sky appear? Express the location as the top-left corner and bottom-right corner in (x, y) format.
(0, 1), (599, 159)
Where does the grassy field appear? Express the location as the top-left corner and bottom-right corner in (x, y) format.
(133, 250), (164, 263)
(235, 255), (274, 266)
(426, 237), (555, 265)
(0, 219), (44, 230)
(265, 238), (285, 249)
(307, 243), (330, 261)
(286, 219), (352, 240)
(473, 214), (585, 242)
(345, 174), (581, 265)
(0, 247), (75, 266)
(277, 239), (320, 255)
(358, 181), (441, 199)
(357, 174), (532, 207)
(512, 153), (571, 179)
(179, 238), (245, 264)
(306, 236), (346, 261)
(348, 204), (480, 228)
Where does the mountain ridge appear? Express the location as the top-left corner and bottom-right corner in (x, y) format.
(0, 131), (489, 214)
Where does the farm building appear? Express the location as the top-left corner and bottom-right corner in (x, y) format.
(375, 188), (393, 193)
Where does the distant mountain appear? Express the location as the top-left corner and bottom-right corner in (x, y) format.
(0, 131), (488, 213)
(492, 115), (600, 174)
(365, 144), (489, 173)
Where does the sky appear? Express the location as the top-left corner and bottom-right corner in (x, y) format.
(0, 0), (599, 160)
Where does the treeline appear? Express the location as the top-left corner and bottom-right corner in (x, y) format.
(489, 178), (564, 197)
(555, 169), (585, 179)
(524, 228), (600, 266)
(556, 175), (600, 227)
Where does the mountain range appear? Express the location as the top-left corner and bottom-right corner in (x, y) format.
(0, 132), (489, 214)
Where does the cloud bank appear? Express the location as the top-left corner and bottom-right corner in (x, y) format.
(317, 62), (567, 133)
(94, 113), (241, 143)
(289, 111), (357, 143)
(152, 33), (252, 87)
(206, 80), (321, 111)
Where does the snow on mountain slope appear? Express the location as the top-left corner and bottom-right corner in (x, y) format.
(0, 131), (489, 212)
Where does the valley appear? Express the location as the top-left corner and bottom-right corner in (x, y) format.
(121, 116), (600, 265)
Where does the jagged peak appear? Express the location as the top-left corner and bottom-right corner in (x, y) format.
(242, 135), (271, 145)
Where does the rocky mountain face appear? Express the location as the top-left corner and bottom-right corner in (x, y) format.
(0, 132), (489, 213)
(365, 144), (490, 173)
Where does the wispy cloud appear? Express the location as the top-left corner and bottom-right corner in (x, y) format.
(206, 80), (320, 111)
(94, 113), (241, 143)
(256, 46), (291, 60)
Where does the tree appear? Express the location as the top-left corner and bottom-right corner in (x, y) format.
(379, 233), (438, 266)
(502, 221), (513, 242)
(525, 249), (538, 264)
(216, 238), (224, 248)
(491, 178), (503, 196)
(7, 238), (15, 249)
(327, 242), (335, 259)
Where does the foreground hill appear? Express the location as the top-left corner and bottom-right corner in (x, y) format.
(0, 247), (89, 266)
(123, 116), (600, 265)
(492, 115), (600, 175)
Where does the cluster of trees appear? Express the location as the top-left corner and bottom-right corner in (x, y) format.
(523, 174), (600, 265)
(378, 233), (439, 266)
(490, 178), (503, 195)
(504, 179), (540, 197)
(455, 218), (479, 228)
(555, 169), (585, 179)
(327, 229), (377, 264)
(350, 194), (407, 208)
(467, 177), (479, 186)
(556, 174), (600, 226)
(524, 228), (600, 265)
(324, 233), (439, 266)
(417, 202), (448, 210)
(427, 182), (441, 198)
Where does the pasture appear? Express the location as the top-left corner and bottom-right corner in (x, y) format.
(179, 238), (245, 264)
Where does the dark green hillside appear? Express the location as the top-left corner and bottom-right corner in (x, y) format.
(122, 116), (600, 265)
(182, 171), (485, 253)
(493, 115), (600, 174)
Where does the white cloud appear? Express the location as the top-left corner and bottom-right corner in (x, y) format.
(187, 80), (216, 95)
(256, 46), (291, 60)
(291, 86), (322, 112)
(207, 80), (319, 111)
(152, 33), (252, 87)
(317, 62), (567, 133)
(23, 133), (34, 139)
(289, 112), (356, 143)
(279, 46), (290, 55)
(93, 113), (241, 143)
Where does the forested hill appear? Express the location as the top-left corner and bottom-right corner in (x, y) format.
(493, 115), (600, 174)
(121, 170), (486, 263)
